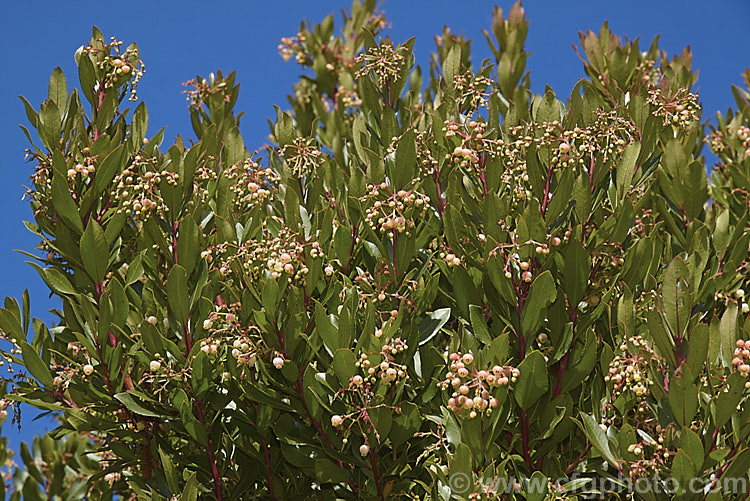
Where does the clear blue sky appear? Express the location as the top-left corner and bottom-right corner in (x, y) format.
(0, 0), (748, 458)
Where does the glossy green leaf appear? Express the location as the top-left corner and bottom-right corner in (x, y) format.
(20, 341), (53, 387)
(48, 66), (68, 107)
(521, 271), (556, 338)
(418, 308), (451, 346)
(167, 265), (190, 325)
(577, 413), (619, 470)
(514, 350), (549, 409)
(80, 220), (109, 284)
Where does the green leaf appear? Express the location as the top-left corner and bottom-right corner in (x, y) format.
(314, 458), (350, 484)
(191, 350), (211, 398)
(418, 308), (451, 346)
(20, 341), (53, 387)
(573, 173), (591, 223)
(369, 406), (393, 440)
(668, 375), (698, 427)
(80, 220), (109, 284)
(469, 305), (492, 345)
(514, 350), (549, 409)
(521, 271), (556, 339)
(721, 448), (750, 485)
(679, 427), (704, 471)
(662, 257), (690, 339)
(685, 323), (708, 379)
(671, 449), (695, 492)
(131, 101), (149, 148)
(48, 66), (68, 107)
(332, 348), (357, 387)
(664, 138), (686, 178)
(177, 216), (200, 276)
(716, 372), (745, 430)
(563, 241), (589, 306)
(442, 44), (461, 87)
(28, 263), (76, 296)
(92, 145), (125, 198)
(617, 286), (634, 338)
(394, 128), (416, 189)
(713, 210), (730, 256)
(616, 141), (640, 201)
(124, 253), (144, 285)
(114, 392), (164, 418)
(77, 53), (97, 106)
(525, 470), (549, 501)
(448, 443), (472, 496)
(390, 402), (420, 447)
(719, 303), (738, 367)
(315, 302), (340, 353)
(577, 413), (619, 469)
(182, 472), (198, 501)
(223, 126), (246, 167)
(51, 156), (82, 233)
(167, 265), (190, 325)
(158, 447), (180, 495)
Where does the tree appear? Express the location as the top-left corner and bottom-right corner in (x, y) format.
(1, 0), (750, 499)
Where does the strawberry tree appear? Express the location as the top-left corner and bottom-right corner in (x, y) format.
(1, 1), (750, 499)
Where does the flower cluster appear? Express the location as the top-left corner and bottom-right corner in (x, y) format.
(329, 338), (408, 447)
(199, 337), (220, 356)
(281, 137), (327, 177)
(182, 75), (232, 109)
(601, 340), (674, 484)
(355, 337), (409, 386)
(443, 119), (492, 174)
(66, 159), (96, 180)
(624, 424), (672, 481)
(386, 130), (439, 176)
(635, 59), (660, 87)
(84, 37), (145, 101)
(440, 352), (518, 418)
(509, 111), (637, 171)
(360, 183), (430, 238)
(731, 339), (750, 382)
(647, 87), (700, 130)
(203, 302), (262, 367)
(205, 223), (324, 285)
(489, 237), (556, 285)
(111, 154), (175, 221)
(355, 42), (409, 88)
(707, 124), (750, 161)
(453, 70), (493, 111)
(277, 32), (308, 64)
(605, 335), (656, 401)
(225, 156), (279, 212)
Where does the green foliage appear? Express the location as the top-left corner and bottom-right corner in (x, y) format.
(2, 2), (750, 499)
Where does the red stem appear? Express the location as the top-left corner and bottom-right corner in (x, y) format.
(520, 410), (532, 471)
(194, 401), (223, 501)
(369, 448), (384, 500)
(261, 435), (276, 499)
(565, 443), (591, 475)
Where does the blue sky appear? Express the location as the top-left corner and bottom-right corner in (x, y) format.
(0, 0), (748, 459)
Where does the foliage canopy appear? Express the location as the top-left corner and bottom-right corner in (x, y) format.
(2, 1), (750, 499)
